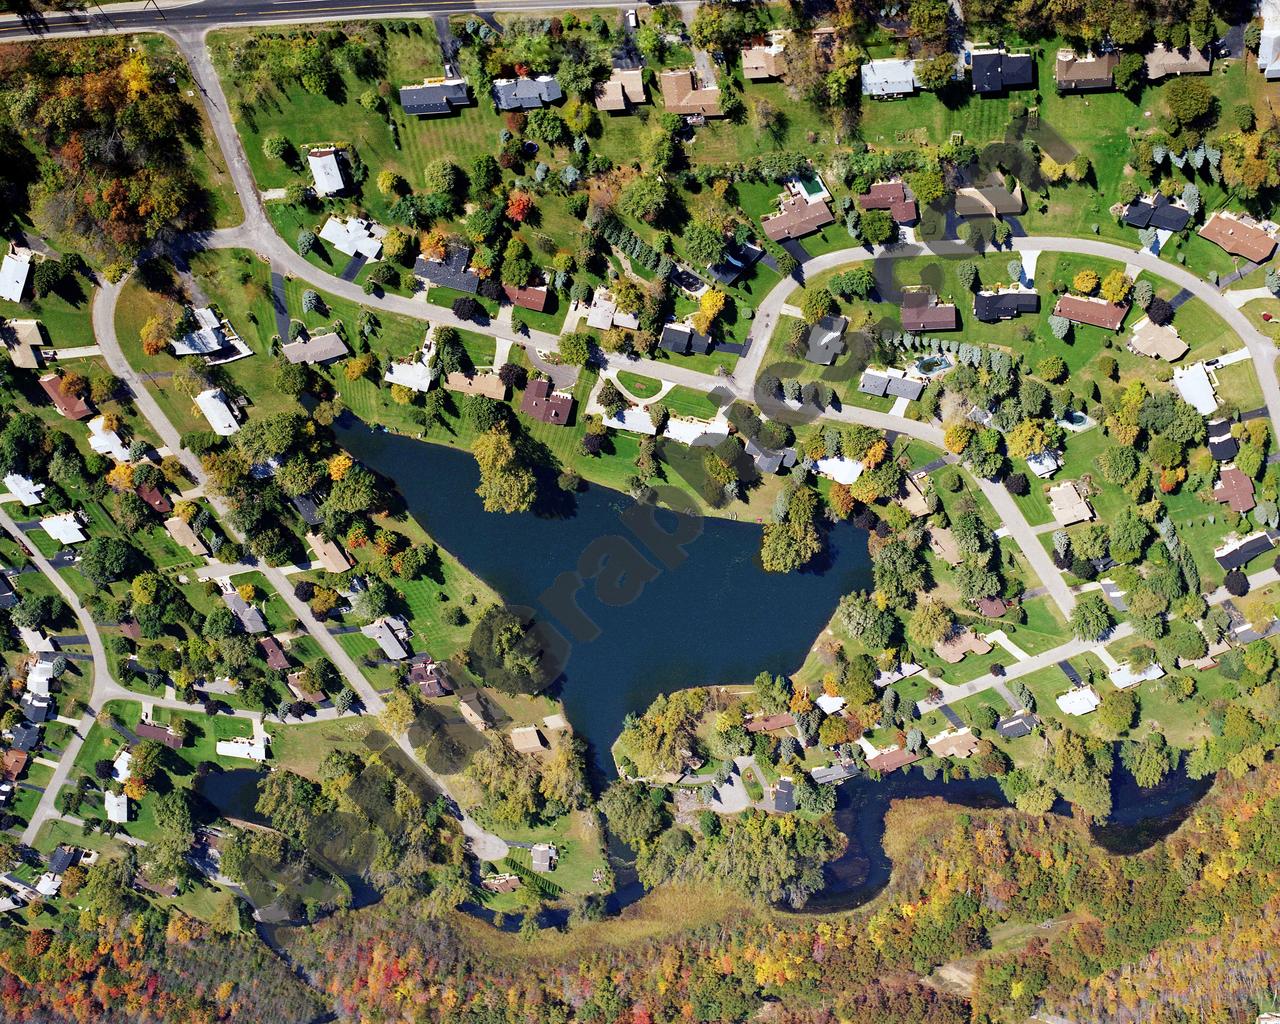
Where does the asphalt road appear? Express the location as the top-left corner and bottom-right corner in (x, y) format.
(0, 0), (642, 41)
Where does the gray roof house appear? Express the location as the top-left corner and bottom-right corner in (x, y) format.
(744, 437), (798, 475)
(805, 315), (847, 365)
(413, 244), (480, 294)
(9, 721), (39, 752)
(0, 573), (15, 610)
(221, 591), (268, 634)
(859, 369), (925, 401)
(493, 75), (563, 110)
(399, 77), (471, 116)
(659, 322), (711, 356)
(361, 616), (411, 661)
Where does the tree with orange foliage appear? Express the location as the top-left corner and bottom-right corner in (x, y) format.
(141, 305), (178, 356)
(506, 190), (534, 224)
(124, 776), (147, 800)
(420, 228), (447, 262)
(328, 452), (354, 480)
(105, 462), (135, 491)
(60, 370), (87, 398)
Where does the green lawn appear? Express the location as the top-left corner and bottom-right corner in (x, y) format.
(616, 371), (664, 400)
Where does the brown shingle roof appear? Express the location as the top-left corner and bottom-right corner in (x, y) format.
(1199, 213), (1277, 264)
(762, 194), (834, 242)
(858, 181), (918, 223)
(901, 290), (958, 331)
(742, 43), (785, 79)
(445, 371), (508, 400)
(866, 747), (923, 773)
(1054, 51), (1117, 89)
(933, 628), (993, 664)
(259, 636), (290, 671)
(520, 378), (573, 425)
(135, 721), (182, 749)
(503, 282), (550, 311)
(1214, 467), (1257, 513)
(135, 484), (172, 514)
(1144, 43), (1211, 80)
(658, 68), (721, 116)
(594, 67), (647, 111)
(39, 374), (92, 420)
(1053, 295), (1129, 331)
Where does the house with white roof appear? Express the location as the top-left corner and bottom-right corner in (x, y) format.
(40, 512), (86, 545)
(3, 474), (44, 507)
(319, 216), (387, 260)
(307, 148), (346, 196)
(361, 616), (412, 660)
(384, 357), (435, 393)
(194, 388), (240, 436)
(112, 748), (132, 783)
(1173, 362), (1218, 415)
(861, 58), (919, 98)
(663, 415), (729, 447)
(814, 457), (864, 485)
(104, 790), (129, 824)
(0, 251), (31, 303)
(1109, 662), (1165, 689)
(17, 627), (55, 654)
(1025, 450), (1060, 479)
(1261, 0), (1280, 79)
(87, 416), (130, 462)
(1056, 686), (1101, 716)
(605, 406), (658, 435)
(216, 735), (269, 762)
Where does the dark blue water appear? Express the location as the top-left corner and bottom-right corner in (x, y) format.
(334, 420), (873, 773)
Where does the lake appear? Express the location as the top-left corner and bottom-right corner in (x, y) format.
(335, 419), (873, 775)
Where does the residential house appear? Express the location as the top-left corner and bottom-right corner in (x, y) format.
(746, 712), (795, 733)
(173, 307), (233, 359)
(900, 289), (958, 332)
(706, 239), (764, 287)
(1, 750), (26, 782)
(814, 456), (864, 485)
(1198, 212), (1277, 263)
(221, 589), (268, 634)
(20, 692), (52, 724)
(4, 473), (44, 507)
(1057, 685), (1101, 715)
(743, 437), (797, 475)
(1215, 531), (1275, 571)
(1054, 50), (1117, 90)
(975, 596), (1008, 618)
(658, 67), (721, 117)
(319, 216), (387, 261)
(457, 690), (491, 731)
(0, 251), (31, 303)
(530, 843), (558, 872)
(40, 511), (86, 545)
(286, 670), (326, 704)
(761, 193), (834, 242)
(1024, 448), (1060, 478)
(866, 746), (923, 773)
(1262, 0), (1280, 79)
(933, 627), (993, 664)
(1048, 481), (1094, 525)
(1123, 193), (1192, 232)
(39, 373), (92, 420)
(0, 574), (15, 611)
(954, 173), (1025, 217)
(87, 415), (129, 462)
(105, 790), (129, 824)
(1, 319), (44, 369)
(9, 722), (39, 752)
(970, 48), (1034, 94)
(383, 354), (435, 393)
(216, 735), (268, 762)
(1214, 467), (1257, 514)
(136, 483), (171, 515)
(307, 148), (346, 197)
(1052, 294), (1129, 331)
(861, 58), (918, 98)
(1144, 43), (1211, 80)
(928, 728), (980, 758)
(135, 721), (182, 749)
(291, 492), (322, 527)
(1128, 318), (1187, 361)
(259, 636), (290, 672)
(805, 315), (847, 365)
(1172, 362), (1218, 415)
(493, 75), (563, 110)
(858, 181), (918, 223)
(503, 281), (550, 312)
(743, 36), (787, 81)
(659, 321), (711, 356)
(762, 779), (796, 812)
(164, 515), (208, 557)
(361, 616), (411, 661)
(281, 332), (349, 365)
(1109, 662), (1165, 689)
(413, 243), (479, 293)
(520, 378), (574, 425)
(399, 76), (471, 116)
(510, 726), (548, 754)
(584, 289), (640, 331)
(408, 656), (452, 698)
(194, 388), (240, 436)
(594, 65), (647, 111)
(444, 371), (507, 400)
(1208, 419), (1239, 462)
(996, 710), (1038, 738)
(481, 873), (521, 894)
(25, 654), (59, 696)
(973, 289), (1039, 321)
(858, 367), (925, 401)
(928, 526), (963, 566)
(306, 531), (350, 573)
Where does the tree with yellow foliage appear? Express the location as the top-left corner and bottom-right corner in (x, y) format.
(944, 422), (973, 454)
(141, 305), (179, 356)
(345, 352), (376, 382)
(1072, 269), (1099, 295)
(328, 452), (354, 480)
(390, 383), (416, 405)
(1100, 269), (1133, 304)
(60, 370), (87, 398)
(105, 462), (135, 491)
(1039, 154), (1068, 183)
(173, 499), (198, 523)
(691, 288), (726, 335)
(237, 583), (256, 602)
(123, 776), (147, 800)
(862, 438), (889, 469)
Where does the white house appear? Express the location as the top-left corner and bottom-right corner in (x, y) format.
(319, 216), (386, 260)
(194, 388), (240, 436)
(1173, 362), (1218, 416)
(605, 406), (658, 436)
(1109, 662), (1165, 689)
(383, 358), (435, 393)
(104, 790), (129, 824)
(0, 252), (31, 303)
(861, 58), (919, 98)
(1056, 686), (1101, 716)
(112, 748), (132, 783)
(216, 736), (269, 762)
(308, 148), (346, 196)
(3, 474), (44, 507)
(814, 456), (864, 485)
(1025, 450), (1060, 479)
(40, 512), (86, 545)
(87, 416), (130, 462)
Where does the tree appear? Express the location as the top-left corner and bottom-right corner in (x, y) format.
(760, 487), (823, 573)
(907, 598), (953, 648)
(1072, 269), (1099, 295)
(558, 331), (592, 366)
(1048, 314), (1071, 340)
(1035, 355), (1068, 383)
(1146, 295), (1174, 326)
(838, 591), (895, 650)
(505, 190), (534, 224)
(1165, 77), (1214, 127)
(860, 209), (895, 247)
(80, 537), (134, 585)
(1098, 688), (1137, 734)
(473, 427), (536, 514)
(619, 175), (670, 224)
(422, 159), (459, 196)
(1122, 732), (1174, 788)
(915, 52), (957, 92)
(799, 288), (835, 325)
(1100, 270), (1132, 304)
(685, 220), (727, 266)
(1224, 569), (1249, 597)
(1007, 419), (1050, 459)
(873, 538), (926, 606)
(944, 422), (973, 454)
(140, 306), (178, 356)
(692, 289), (728, 335)
(1070, 593), (1113, 641)
(1113, 52), (1145, 92)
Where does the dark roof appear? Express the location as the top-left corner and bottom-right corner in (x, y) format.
(860, 371), (889, 397)
(659, 322), (711, 355)
(901, 293), (958, 331)
(409, 657), (452, 697)
(1123, 194), (1191, 232)
(503, 282), (550, 311)
(805, 315), (847, 364)
(259, 636), (290, 671)
(413, 244), (479, 294)
(996, 710), (1038, 738)
(971, 50), (1034, 93)
(705, 240), (764, 286)
(291, 492), (322, 527)
(974, 290), (1039, 321)
(520, 378), (574, 425)
(1207, 419), (1239, 461)
(1053, 295), (1128, 331)
(135, 721), (182, 749)
(1055, 51), (1117, 90)
(0, 575), (15, 610)
(135, 483), (172, 514)
(744, 437), (798, 474)
(9, 722), (39, 752)
(975, 596), (1008, 617)
(493, 76), (563, 110)
(39, 374), (93, 420)
(399, 78), (470, 116)
(1216, 533), (1274, 571)
(20, 693), (50, 723)
(857, 181), (918, 223)
(766, 780), (796, 813)
(48, 846), (77, 875)
(886, 376), (925, 400)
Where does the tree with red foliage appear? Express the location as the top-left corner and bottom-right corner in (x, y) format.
(506, 190), (534, 224)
